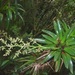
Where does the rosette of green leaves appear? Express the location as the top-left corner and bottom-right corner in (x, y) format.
(36, 20), (75, 73)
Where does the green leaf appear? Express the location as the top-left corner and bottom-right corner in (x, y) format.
(0, 13), (3, 22)
(6, 17), (10, 29)
(18, 12), (24, 24)
(57, 20), (61, 31)
(69, 60), (73, 74)
(70, 28), (75, 37)
(7, 9), (12, 20)
(62, 53), (72, 72)
(64, 47), (75, 56)
(55, 58), (61, 72)
(54, 51), (61, 61)
(57, 19), (62, 39)
(61, 20), (69, 32)
(18, 7), (25, 12)
(10, 6), (16, 14)
(66, 38), (75, 43)
(62, 53), (69, 69)
(61, 30), (69, 43)
(44, 44), (56, 50)
(42, 30), (57, 39)
(42, 39), (55, 45)
(54, 21), (59, 35)
(67, 41), (75, 46)
(61, 29), (69, 43)
(17, 4), (23, 8)
(67, 26), (75, 39)
(1, 60), (10, 68)
(42, 34), (56, 44)
(34, 38), (46, 44)
(43, 51), (56, 63)
(35, 38), (56, 49)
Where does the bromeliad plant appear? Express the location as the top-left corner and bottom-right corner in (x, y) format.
(37, 19), (75, 73)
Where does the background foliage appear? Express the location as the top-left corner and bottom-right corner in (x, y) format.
(0, 0), (75, 37)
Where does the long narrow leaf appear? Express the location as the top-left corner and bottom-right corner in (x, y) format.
(62, 53), (69, 69)
(64, 47), (75, 56)
(42, 30), (57, 39)
(43, 51), (56, 63)
(61, 20), (69, 32)
(69, 60), (73, 74)
(0, 13), (3, 22)
(55, 58), (61, 72)
(7, 9), (12, 20)
(18, 12), (24, 24)
(54, 21), (59, 35)
(54, 51), (61, 61)
(42, 34), (56, 44)
(57, 19), (63, 40)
